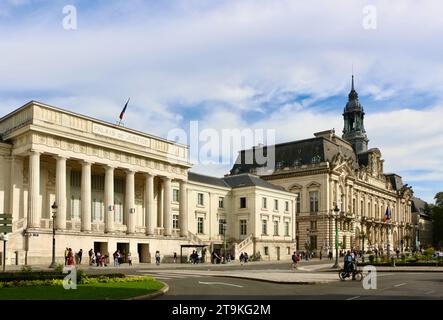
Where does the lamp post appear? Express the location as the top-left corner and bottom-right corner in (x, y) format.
(332, 205), (340, 268)
(222, 223), (227, 264)
(49, 202), (57, 268)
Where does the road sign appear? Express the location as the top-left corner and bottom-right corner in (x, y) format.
(0, 214), (12, 234)
(0, 213), (12, 233)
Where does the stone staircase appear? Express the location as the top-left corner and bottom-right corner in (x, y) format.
(234, 233), (254, 257)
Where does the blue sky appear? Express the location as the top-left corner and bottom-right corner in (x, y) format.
(1, 0), (442, 203)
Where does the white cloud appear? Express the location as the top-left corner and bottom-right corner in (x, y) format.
(0, 0), (442, 201)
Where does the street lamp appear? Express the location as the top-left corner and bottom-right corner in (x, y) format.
(222, 223), (227, 264)
(49, 202), (57, 268)
(332, 204), (340, 268)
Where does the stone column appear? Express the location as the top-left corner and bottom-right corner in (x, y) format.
(55, 156), (67, 230)
(81, 161), (92, 232)
(28, 151), (41, 228)
(126, 170), (136, 234)
(157, 180), (163, 228)
(163, 177), (172, 236)
(104, 165), (115, 233)
(179, 180), (188, 237)
(144, 173), (155, 235)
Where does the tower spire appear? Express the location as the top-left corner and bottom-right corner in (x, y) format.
(351, 74), (354, 91)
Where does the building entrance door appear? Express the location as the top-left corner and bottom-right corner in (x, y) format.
(276, 247), (280, 260)
(138, 243), (150, 263)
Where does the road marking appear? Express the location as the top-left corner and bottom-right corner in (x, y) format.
(424, 290), (434, 295)
(393, 283), (407, 287)
(346, 296), (360, 300)
(198, 281), (243, 288)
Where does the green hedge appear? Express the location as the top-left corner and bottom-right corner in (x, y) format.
(0, 275), (153, 288)
(0, 271), (125, 283)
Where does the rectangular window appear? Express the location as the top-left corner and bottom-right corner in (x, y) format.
(343, 235), (347, 248)
(91, 175), (104, 191)
(114, 178), (124, 194)
(197, 217), (204, 234)
(285, 201), (289, 212)
(296, 222), (299, 232)
(262, 219), (267, 235)
(352, 198), (356, 214)
(361, 200), (364, 215)
(309, 191), (319, 213)
(218, 197), (224, 208)
(273, 221), (279, 236)
(114, 201), (123, 224)
(310, 235), (318, 250)
(310, 220), (317, 230)
(262, 197), (267, 209)
(274, 199), (278, 211)
(287, 247), (291, 255)
(70, 196), (80, 220)
(264, 246), (269, 255)
(284, 221), (290, 236)
(240, 197), (246, 209)
(197, 193), (204, 206)
(240, 219), (247, 236)
(295, 192), (301, 213)
(296, 236), (299, 250)
(173, 189), (179, 202)
(219, 219), (226, 235)
(70, 171), (81, 188)
(92, 199), (104, 222)
(173, 215), (179, 229)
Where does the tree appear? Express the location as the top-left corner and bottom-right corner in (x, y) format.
(434, 192), (443, 207)
(431, 192), (443, 248)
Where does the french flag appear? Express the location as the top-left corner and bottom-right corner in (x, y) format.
(384, 206), (391, 222)
(119, 98), (130, 120)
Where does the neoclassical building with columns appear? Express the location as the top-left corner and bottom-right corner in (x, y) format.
(0, 101), (192, 265)
(0, 100), (296, 265)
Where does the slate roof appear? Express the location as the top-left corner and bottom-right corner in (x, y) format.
(188, 172), (230, 188)
(188, 172), (288, 192)
(384, 173), (404, 191)
(411, 197), (430, 217)
(229, 136), (358, 175)
(223, 174), (288, 192)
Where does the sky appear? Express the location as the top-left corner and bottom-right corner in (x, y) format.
(0, 0), (442, 203)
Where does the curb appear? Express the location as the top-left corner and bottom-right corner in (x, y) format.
(125, 281), (170, 300)
(210, 273), (337, 285)
(322, 268), (443, 273)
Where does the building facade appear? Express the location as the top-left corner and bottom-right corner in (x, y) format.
(0, 101), (295, 265)
(230, 77), (415, 257)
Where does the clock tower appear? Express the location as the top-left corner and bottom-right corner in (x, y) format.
(342, 75), (369, 154)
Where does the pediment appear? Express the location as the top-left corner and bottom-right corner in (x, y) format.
(306, 181), (321, 188)
(289, 183), (303, 191)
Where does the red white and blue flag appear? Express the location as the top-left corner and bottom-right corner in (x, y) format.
(384, 206), (391, 222)
(119, 98), (130, 120)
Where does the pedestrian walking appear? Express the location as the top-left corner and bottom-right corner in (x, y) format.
(88, 249), (94, 265)
(78, 249), (83, 265)
(155, 251), (161, 265)
(173, 252), (177, 263)
(291, 251), (298, 270)
(127, 252), (132, 266)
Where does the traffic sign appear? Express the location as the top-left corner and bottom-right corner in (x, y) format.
(0, 214), (12, 234)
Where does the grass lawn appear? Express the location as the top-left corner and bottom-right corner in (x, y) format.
(0, 279), (164, 300)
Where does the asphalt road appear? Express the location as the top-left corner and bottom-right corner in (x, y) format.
(156, 272), (442, 300)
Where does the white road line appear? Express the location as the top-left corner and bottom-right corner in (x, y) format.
(424, 290), (434, 295)
(346, 296), (361, 300)
(198, 281), (244, 288)
(393, 283), (407, 287)
(153, 276), (175, 280)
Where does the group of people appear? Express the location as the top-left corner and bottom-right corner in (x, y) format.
(64, 248), (83, 266)
(87, 249), (108, 267)
(239, 252), (249, 264)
